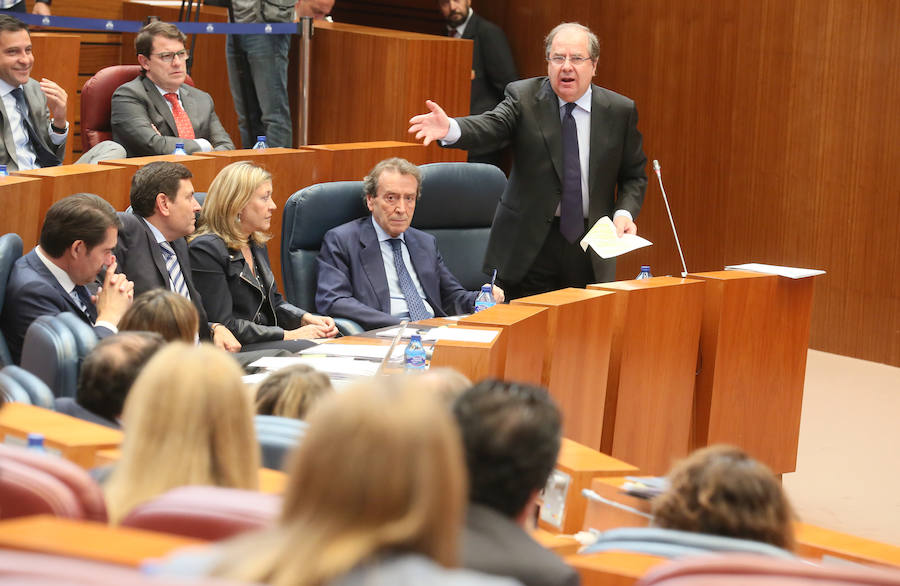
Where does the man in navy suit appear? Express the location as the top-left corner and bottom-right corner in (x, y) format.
(315, 157), (504, 331)
(1, 194), (134, 364)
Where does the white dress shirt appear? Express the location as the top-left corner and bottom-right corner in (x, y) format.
(371, 217), (435, 320)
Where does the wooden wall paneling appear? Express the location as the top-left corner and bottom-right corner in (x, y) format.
(306, 141), (429, 181)
(29, 33), (80, 165)
(0, 177), (43, 251)
(45, 0), (129, 19)
(306, 22), (472, 145)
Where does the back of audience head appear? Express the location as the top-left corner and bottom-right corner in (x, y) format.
(76, 331), (165, 423)
(415, 367), (472, 406)
(453, 379), (562, 521)
(214, 375), (466, 585)
(652, 444), (796, 550)
(118, 288), (199, 343)
(104, 343), (258, 523)
(254, 364), (333, 420)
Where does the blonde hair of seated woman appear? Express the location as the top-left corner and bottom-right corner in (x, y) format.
(212, 375), (467, 586)
(104, 343), (259, 524)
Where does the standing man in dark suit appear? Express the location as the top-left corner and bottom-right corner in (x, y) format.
(1, 194), (134, 364)
(316, 157), (503, 330)
(111, 21), (234, 157)
(0, 15), (124, 171)
(439, 0), (517, 167)
(410, 22), (648, 298)
(453, 380), (579, 586)
(113, 161), (242, 352)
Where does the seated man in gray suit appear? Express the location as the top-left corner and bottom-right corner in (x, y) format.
(453, 380), (580, 586)
(54, 331), (164, 429)
(0, 15), (124, 171)
(315, 157), (503, 330)
(111, 21), (234, 157)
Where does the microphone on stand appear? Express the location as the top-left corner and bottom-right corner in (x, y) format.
(652, 160), (689, 278)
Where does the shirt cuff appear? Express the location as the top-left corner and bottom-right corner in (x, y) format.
(613, 209), (633, 222)
(95, 320), (118, 334)
(48, 121), (68, 145)
(193, 138), (213, 152)
(439, 118), (462, 146)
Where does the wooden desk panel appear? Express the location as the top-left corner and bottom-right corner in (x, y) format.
(689, 270), (815, 474)
(100, 154), (219, 193)
(588, 277), (704, 475)
(196, 148), (329, 291)
(0, 403), (123, 468)
(305, 141), (430, 181)
(0, 176), (42, 250)
(532, 528), (581, 557)
(512, 288), (617, 448)
(0, 515), (205, 567)
(30, 33), (81, 166)
(12, 165), (132, 235)
(429, 325), (506, 382)
(539, 439), (640, 535)
(459, 304), (547, 385)
(566, 551), (665, 586)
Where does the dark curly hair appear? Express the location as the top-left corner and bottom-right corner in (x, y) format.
(652, 445), (796, 550)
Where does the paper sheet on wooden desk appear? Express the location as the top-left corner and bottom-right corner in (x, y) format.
(421, 327), (498, 343)
(298, 343), (403, 360)
(725, 263), (826, 279)
(580, 216), (652, 259)
(247, 355), (383, 378)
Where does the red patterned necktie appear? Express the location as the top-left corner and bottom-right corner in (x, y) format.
(163, 93), (195, 140)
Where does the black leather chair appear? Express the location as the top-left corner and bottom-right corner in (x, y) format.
(413, 162), (506, 290)
(20, 314), (84, 398)
(0, 365), (54, 409)
(0, 233), (23, 367)
(255, 414), (308, 471)
(281, 181), (368, 335)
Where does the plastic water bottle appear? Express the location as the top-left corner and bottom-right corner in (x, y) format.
(172, 142), (187, 156)
(474, 284), (495, 313)
(27, 433), (47, 453)
(252, 136), (268, 150)
(0, 164), (7, 176)
(404, 334), (427, 372)
(635, 265), (653, 280)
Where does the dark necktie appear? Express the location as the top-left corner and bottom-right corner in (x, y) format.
(560, 102), (583, 243)
(71, 285), (97, 323)
(388, 238), (430, 322)
(159, 241), (191, 299)
(11, 87), (61, 168)
(448, 28), (460, 38)
(163, 93), (195, 139)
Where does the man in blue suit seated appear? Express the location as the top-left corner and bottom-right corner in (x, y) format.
(0, 193), (135, 364)
(316, 157), (504, 330)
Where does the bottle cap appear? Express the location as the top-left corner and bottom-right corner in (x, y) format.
(409, 334), (422, 342)
(27, 432), (44, 447)
(175, 142), (184, 148)
(481, 284), (492, 292)
(641, 265), (651, 271)
(256, 136), (266, 142)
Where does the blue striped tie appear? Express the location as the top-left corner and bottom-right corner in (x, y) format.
(388, 238), (429, 322)
(159, 241), (190, 299)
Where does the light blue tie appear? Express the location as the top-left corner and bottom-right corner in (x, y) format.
(388, 238), (429, 322)
(159, 241), (190, 299)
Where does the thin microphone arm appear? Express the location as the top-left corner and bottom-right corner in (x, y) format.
(581, 489), (654, 519)
(652, 160), (689, 278)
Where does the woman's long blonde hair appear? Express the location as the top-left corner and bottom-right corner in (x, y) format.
(104, 343), (259, 524)
(213, 375), (467, 586)
(191, 161), (272, 249)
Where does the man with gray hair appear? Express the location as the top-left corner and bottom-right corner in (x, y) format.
(409, 22), (648, 298)
(316, 157), (503, 330)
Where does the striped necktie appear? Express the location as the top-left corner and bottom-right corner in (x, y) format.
(159, 241), (191, 299)
(388, 238), (429, 322)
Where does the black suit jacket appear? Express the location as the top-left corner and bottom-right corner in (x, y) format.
(462, 504), (580, 586)
(462, 12), (518, 116)
(189, 234), (306, 345)
(0, 250), (113, 364)
(454, 77), (648, 284)
(113, 211), (211, 340)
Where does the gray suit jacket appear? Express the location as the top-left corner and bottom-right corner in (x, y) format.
(0, 78), (66, 171)
(455, 77), (647, 284)
(462, 504), (580, 586)
(111, 75), (234, 157)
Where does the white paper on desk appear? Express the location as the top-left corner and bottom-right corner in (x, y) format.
(421, 326), (498, 343)
(298, 343), (403, 360)
(580, 216), (652, 259)
(725, 263), (826, 279)
(246, 355), (383, 378)
(375, 327), (420, 339)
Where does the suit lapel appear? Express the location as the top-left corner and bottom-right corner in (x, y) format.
(461, 13), (479, 40)
(0, 92), (17, 170)
(25, 252), (93, 323)
(536, 79), (565, 183)
(142, 76), (178, 135)
(359, 220), (391, 313)
(135, 213), (171, 287)
(587, 84), (611, 211)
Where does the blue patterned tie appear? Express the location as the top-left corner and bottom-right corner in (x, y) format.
(70, 285), (97, 322)
(11, 87), (61, 168)
(388, 238), (429, 322)
(560, 102), (583, 243)
(159, 241), (190, 299)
